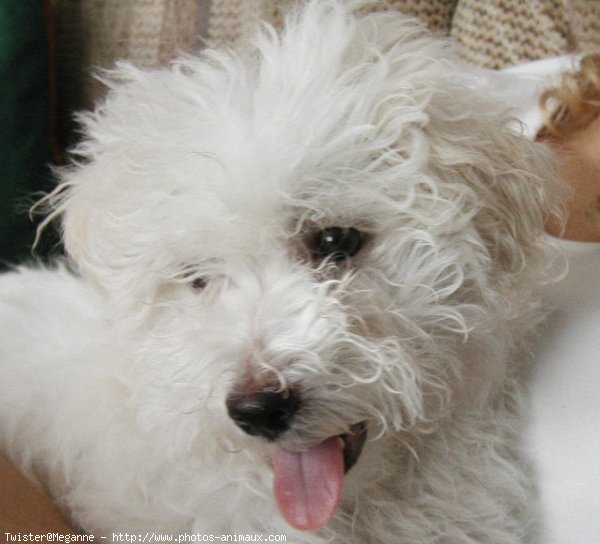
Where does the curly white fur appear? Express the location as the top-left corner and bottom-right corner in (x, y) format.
(1, 1), (564, 542)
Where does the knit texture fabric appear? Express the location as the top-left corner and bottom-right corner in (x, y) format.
(452, 0), (600, 69)
(206, 0), (458, 48)
(206, 0), (600, 65)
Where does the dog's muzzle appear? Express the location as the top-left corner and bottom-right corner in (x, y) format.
(225, 387), (367, 472)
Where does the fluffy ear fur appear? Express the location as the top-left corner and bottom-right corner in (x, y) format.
(423, 90), (565, 285)
(50, 159), (157, 312)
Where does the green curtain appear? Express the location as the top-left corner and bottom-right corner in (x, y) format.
(0, 0), (53, 265)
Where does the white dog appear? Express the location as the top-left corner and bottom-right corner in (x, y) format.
(0, 1), (563, 542)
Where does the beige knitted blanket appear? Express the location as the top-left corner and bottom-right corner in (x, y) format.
(207, 0), (600, 66)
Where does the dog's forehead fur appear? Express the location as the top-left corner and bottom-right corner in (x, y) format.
(64, 6), (452, 251)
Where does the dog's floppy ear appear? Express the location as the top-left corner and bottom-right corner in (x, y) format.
(424, 91), (565, 289)
(53, 163), (145, 296)
(47, 141), (170, 318)
(59, 170), (112, 276)
(44, 64), (185, 314)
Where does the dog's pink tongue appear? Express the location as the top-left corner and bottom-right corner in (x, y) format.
(273, 437), (344, 531)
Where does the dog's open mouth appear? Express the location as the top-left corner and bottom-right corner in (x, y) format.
(272, 422), (367, 531)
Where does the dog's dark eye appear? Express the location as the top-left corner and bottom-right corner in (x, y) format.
(178, 268), (208, 290)
(190, 276), (208, 290)
(310, 227), (364, 262)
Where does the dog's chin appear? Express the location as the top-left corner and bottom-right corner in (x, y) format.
(271, 422), (367, 532)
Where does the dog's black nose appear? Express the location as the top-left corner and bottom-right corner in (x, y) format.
(226, 388), (299, 441)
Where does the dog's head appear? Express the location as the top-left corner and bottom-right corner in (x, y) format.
(49, 0), (561, 531)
